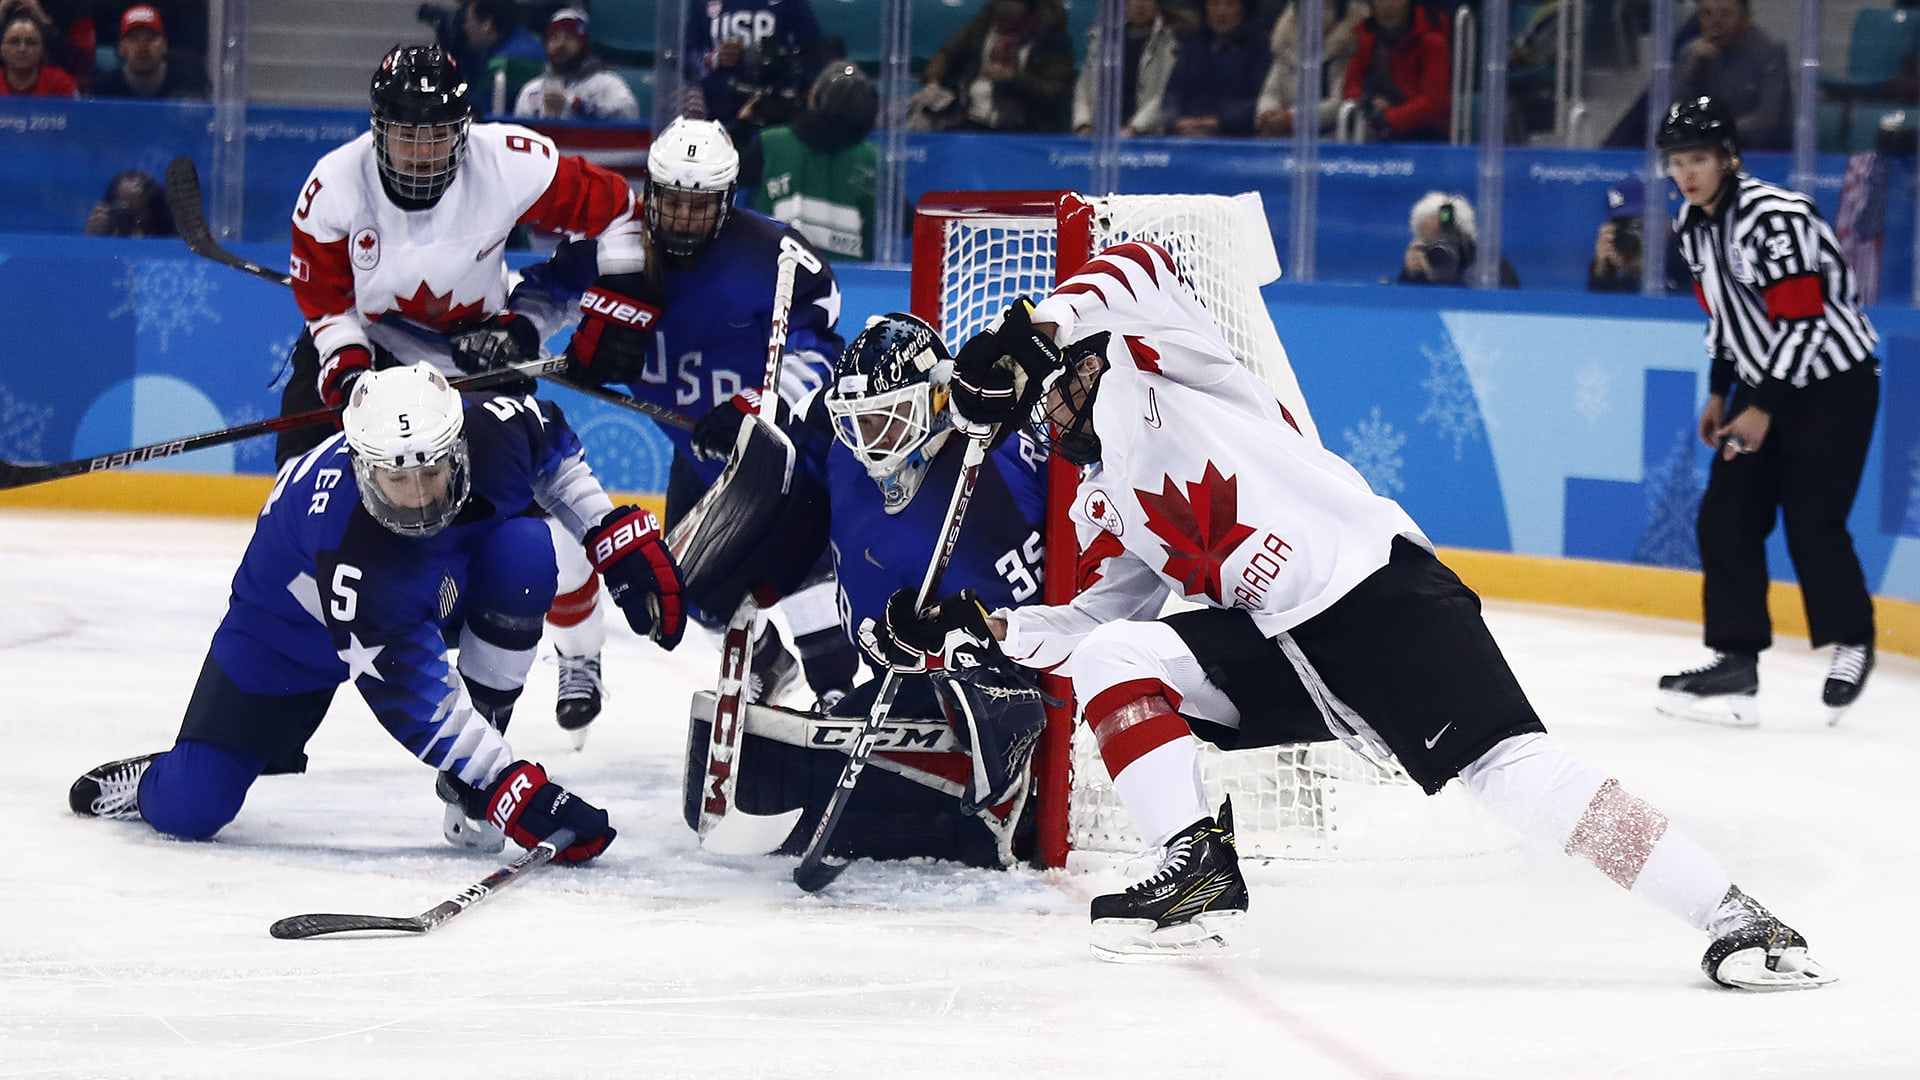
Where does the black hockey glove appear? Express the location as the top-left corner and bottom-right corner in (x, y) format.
(449, 312), (543, 376)
(585, 506), (687, 649)
(858, 587), (1006, 675)
(564, 273), (663, 385)
(479, 761), (615, 864)
(951, 298), (1062, 450)
(689, 389), (789, 463)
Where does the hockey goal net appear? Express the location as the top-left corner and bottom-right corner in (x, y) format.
(911, 191), (1497, 869)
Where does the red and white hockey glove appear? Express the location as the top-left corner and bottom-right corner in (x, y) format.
(564, 273), (662, 385)
(483, 761), (615, 864)
(318, 344), (373, 411)
(585, 505), (686, 648)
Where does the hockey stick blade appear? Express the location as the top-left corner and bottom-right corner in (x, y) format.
(701, 806), (806, 857)
(270, 828), (572, 940)
(166, 156), (694, 432)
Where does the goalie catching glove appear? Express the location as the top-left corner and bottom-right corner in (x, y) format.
(858, 587), (1006, 674)
(950, 298), (1062, 449)
(480, 761), (615, 864)
(585, 506), (686, 648)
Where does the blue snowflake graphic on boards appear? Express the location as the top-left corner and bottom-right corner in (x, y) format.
(1417, 337), (1484, 461)
(107, 260), (222, 353)
(1343, 406), (1407, 495)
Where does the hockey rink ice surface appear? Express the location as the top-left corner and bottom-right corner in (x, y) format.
(1, 509), (1916, 1080)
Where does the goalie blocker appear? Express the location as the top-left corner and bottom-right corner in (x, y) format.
(682, 672), (1041, 868)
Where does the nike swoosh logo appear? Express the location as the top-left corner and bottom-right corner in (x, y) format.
(1144, 387), (1161, 428)
(1424, 722), (1453, 750)
(473, 237), (507, 262)
(864, 548), (885, 570)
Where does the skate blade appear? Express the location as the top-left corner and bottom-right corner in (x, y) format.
(564, 724), (592, 751)
(1825, 703), (1854, 728)
(1090, 911), (1250, 964)
(1655, 691), (1759, 728)
(1713, 946), (1836, 991)
(443, 802), (506, 853)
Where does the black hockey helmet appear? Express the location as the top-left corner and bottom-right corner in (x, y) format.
(1657, 95), (1739, 158)
(826, 313), (955, 511)
(370, 44), (472, 207)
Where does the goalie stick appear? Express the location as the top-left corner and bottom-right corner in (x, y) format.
(162, 155), (695, 432)
(0, 357), (566, 491)
(792, 436), (990, 893)
(269, 828), (576, 939)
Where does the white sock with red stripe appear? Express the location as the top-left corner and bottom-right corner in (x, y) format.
(545, 521), (605, 657)
(1461, 733), (1732, 932)
(1085, 684), (1208, 847)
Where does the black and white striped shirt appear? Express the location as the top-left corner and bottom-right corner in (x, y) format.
(1675, 173), (1878, 409)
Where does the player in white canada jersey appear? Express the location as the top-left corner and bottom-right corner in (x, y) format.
(863, 240), (1833, 989)
(275, 43), (649, 467)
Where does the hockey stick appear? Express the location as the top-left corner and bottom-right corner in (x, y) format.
(690, 246), (806, 856)
(0, 357), (568, 491)
(162, 156), (695, 432)
(792, 436), (990, 893)
(268, 828), (576, 939)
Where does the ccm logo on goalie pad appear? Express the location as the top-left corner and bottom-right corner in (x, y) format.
(487, 771), (537, 830)
(589, 511), (663, 566)
(581, 288), (661, 330)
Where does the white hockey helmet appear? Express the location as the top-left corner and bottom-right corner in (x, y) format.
(342, 365), (472, 537)
(826, 313), (955, 513)
(644, 117), (740, 259)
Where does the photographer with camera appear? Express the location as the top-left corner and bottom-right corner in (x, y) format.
(687, 0), (825, 139)
(1587, 176), (1687, 295)
(84, 169), (173, 238)
(1340, 0), (1447, 142)
(1396, 191), (1517, 288)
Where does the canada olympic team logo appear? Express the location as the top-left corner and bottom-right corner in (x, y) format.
(350, 228), (381, 271)
(1082, 488), (1124, 536)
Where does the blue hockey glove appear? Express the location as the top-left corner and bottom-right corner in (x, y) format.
(482, 761), (615, 864)
(858, 587), (1005, 674)
(585, 505), (686, 649)
(449, 312), (543, 375)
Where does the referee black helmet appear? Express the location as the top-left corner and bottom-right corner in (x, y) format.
(1657, 96), (1739, 158)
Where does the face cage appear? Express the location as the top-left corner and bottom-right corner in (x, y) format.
(827, 381), (940, 479)
(1029, 355), (1106, 466)
(373, 116), (471, 204)
(351, 440), (472, 538)
(645, 182), (730, 258)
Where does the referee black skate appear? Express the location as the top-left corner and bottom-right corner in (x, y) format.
(1654, 95), (1881, 727)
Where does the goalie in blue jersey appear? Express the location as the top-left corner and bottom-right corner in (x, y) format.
(677, 313), (1050, 867)
(69, 366), (686, 864)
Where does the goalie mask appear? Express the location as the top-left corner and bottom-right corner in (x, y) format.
(645, 117), (739, 260)
(370, 44), (473, 208)
(343, 365), (472, 538)
(1031, 334), (1110, 466)
(826, 313), (955, 514)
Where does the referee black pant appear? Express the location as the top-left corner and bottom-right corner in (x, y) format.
(1698, 362), (1879, 654)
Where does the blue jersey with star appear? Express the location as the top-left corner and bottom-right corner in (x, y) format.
(788, 400), (1050, 633)
(209, 392), (587, 774)
(619, 211), (842, 484)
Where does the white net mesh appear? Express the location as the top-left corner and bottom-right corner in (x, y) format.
(917, 192), (1495, 862)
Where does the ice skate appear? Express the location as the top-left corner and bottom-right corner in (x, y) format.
(1701, 886), (1834, 990)
(1823, 644), (1873, 726)
(435, 770), (505, 853)
(554, 648), (604, 750)
(1655, 652), (1758, 727)
(69, 753), (158, 820)
(747, 627), (801, 706)
(1090, 802), (1249, 962)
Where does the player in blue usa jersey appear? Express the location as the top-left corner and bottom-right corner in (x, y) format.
(679, 313), (1049, 867)
(69, 367), (686, 864)
(556, 116), (854, 740)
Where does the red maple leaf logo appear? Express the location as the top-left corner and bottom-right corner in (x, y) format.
(356, 234), (376, 252)
(385, 281), (485, 331)
(1136, 462), (1257, 603)
(1124, 335), (1161, 373)
(1090, 495), (1107, 519)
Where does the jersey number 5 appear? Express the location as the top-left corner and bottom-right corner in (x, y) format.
(330, 564), (362, 622)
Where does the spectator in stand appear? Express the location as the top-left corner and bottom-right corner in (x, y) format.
(91, 4), (207, 99)
(1397, 191), (1519, 287)
(1, 0), (89, 90)
(1255, 0), (1368, 136)
(456, 0), (545, 109)
(0, 9), (75, 96)
(1341, 0), (1447, 141)
(753, 62), (880, 262)
(914, 0), (1076, 133)
(685, 0), (825, 137)
(1071, 0), (1186, 136)
(1672, 0), (1788, 152)
(511, 7), (639, 121)
(83, 169), (174, 237)
(1161, 0), (1269, 137)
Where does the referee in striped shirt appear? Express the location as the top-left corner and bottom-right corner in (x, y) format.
(1654, 95), (1880, 724)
